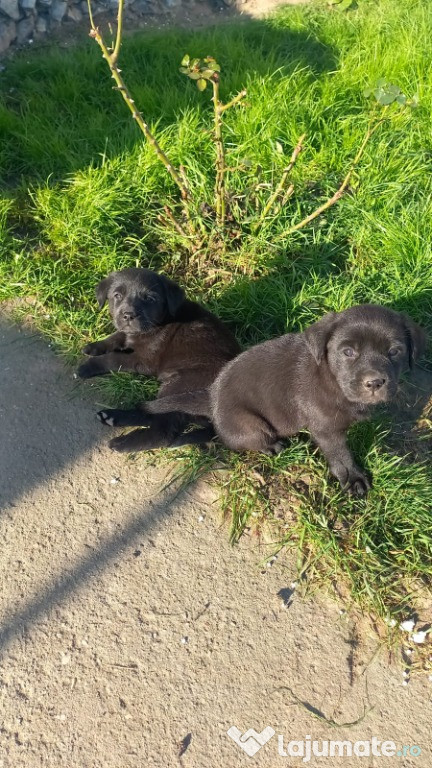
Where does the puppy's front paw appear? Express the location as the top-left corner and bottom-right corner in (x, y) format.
(109, 434), (133, 453)
(344, 469), (371, 498)
(78, 360), (101, 379)
(82, 341), (107, 356)
(97, 410), (116, 427)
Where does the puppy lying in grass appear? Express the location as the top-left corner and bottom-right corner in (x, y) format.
(78, 267), (240, 452)
(143, 305), (426, 496)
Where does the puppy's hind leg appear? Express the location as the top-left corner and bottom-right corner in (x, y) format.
(109, 413), (189, 453)
(97, 408), (153, 428)
(169, 425), (216, 449)
(220, 412), (282, 455)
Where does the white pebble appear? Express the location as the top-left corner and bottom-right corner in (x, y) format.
(72, 373), (78, 379)
(428, 674), (432, 682)
(181, 636), (188, 645)
(110, 477), (120, 485)
(400, 620), (415, 632)
(61, 653), (71, 665)
(402, 680), (408, 686)
(290, 581), (298, 589)
(405, 648), (413, 655)
(411, 631), (427, 644)
(198, 515), (205, 522)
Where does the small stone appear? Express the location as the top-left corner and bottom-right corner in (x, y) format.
(66, 4), (82, 21)
(0, 19), (16, 53)
(400, 619), (415, 632)
(110, 476), (120, 485)
(411, 630), (427, 644)
(20, 0), (37, 8)
(402, 680), (408, 687)
(428, 674), (432, 682)
(290, 581), (298, 589)
(132, 0), (153, 13)
(61, 653), (71, 665)
(198, 515), (204, 523)
(180, 636), (188, 645)
(50, 0), (67, 20)
(16, 15), (35, 44)
(0, 0), (20, 20)
(35, 16), (48, 32)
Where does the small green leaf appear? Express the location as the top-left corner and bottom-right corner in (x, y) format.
(363, 86), (373, 97)
(189, 71), (204, 80)
(396, 94), (407, 105)
(197, 78), (207, 91)
(201, 69), (216, 80)
(275, 141), (284, 154)
(338, 0), (353, 9)
(376, 91), (396, 105)
(180, 54), (190, 67)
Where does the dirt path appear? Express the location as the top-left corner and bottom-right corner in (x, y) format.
(0, 317), (431, 767)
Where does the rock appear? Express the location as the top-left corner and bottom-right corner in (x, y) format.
(0, 18), (16, 52)
(35, 14), (48, 31)
(37, 0), (52, 7)
(132, 0), (153, 13)
(163, 0), (181, 7)
(66, 3), (82, 20)
(19, 0), (37, 9)
(0, 0), (20, 20)
(49, 0), (66, 19)
(16, 14), (35, 42)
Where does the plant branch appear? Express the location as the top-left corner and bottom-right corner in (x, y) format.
(220, 89), (247, 113)
(212, 76), (226, 226)
(276, 117), (387, 240)
(256, 133), (306, 231)
(87, 2), (188, 200)
(111, 0), (124, 64)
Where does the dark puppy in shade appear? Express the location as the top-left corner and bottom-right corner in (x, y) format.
(78, 267), (240, 452)
(144, 305), (426, 496)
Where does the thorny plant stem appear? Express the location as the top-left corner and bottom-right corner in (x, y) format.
(256, 133), (306, 231)
(212, 76), (226, 226)
(111, 0), (123, 63)
(87, 0), (188, 201)
(277, 114), (388, 241)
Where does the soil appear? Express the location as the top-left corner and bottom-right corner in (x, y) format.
(0, 316), (431, 767)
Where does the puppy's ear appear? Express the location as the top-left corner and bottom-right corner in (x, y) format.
(403, 315), (427, 368)
(95, 275), (113, 308)
(304, 311), (338, 365)
(161, 274), (185, 317)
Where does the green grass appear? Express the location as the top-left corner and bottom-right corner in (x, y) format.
(1, 0), (432, 636)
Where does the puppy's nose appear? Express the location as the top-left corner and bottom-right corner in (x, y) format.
(363, 376), (386, 393)
(123, 311), (136, 321)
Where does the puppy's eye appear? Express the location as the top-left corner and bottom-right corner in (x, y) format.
(113, 292), (122, 301)
(388, 347), (401, 357)
(343, 347), (356, 358)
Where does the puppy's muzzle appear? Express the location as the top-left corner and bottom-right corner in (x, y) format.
(363, 375), (386, 394)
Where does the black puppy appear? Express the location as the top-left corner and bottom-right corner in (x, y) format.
(78, 267), (240, 452)
(144, 305), (426, 495)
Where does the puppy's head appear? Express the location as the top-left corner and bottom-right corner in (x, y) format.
(304, 304), (426, 405)
(95, 268), (185, 332)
